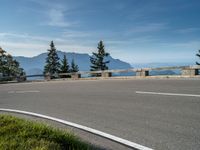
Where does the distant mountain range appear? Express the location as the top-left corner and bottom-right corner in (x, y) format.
(133, 62), (195, 69)
(14, 51), (196, 76)
(14, 51), (132, 75)
(133, 62), (196, 76)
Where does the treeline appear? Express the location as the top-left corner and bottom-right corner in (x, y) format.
(43, 41), (79, 77)
(1, 40), (200, 81)
(43, 40), (110, 78)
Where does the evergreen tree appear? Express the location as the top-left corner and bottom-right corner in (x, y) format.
(196, 50), (200, 65)
(60, 54), (70, 78)
(90, 40), (110, 72)
(44, 41), (60, 76)
(70, 58), (79, 73)
(60, 54), (69, 73)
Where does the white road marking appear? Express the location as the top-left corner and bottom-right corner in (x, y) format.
(0, 108), (153, 150)
(8, 90), (40, 94)
(136, 91), (200, 98)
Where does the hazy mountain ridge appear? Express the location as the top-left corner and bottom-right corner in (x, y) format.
(133, 62), (195, 69)
(14, 51), (195, 76)
(133, 62), (196, 75)
(14, 51), (132, 75)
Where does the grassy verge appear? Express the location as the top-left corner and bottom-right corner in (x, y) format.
(0, 114), (90, 150)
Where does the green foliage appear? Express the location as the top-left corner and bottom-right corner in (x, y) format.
(70, 58), (79, 73)
(90, 41), (110, 72)
(0, 114), (90, 150)
(44, 41), (61, 76)
(60, 54), (69, 73)
(196, 50), (200, 65)
(60, 54), (70, 78)
(0, 47), (25, 78)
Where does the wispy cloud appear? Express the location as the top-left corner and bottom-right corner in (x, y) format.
(107, 36), (158, 45)
(176, 27), (200, 34)
(159, 40), (200, 49)
(0, 32), (51, 42)
(0, 32), (94, 56)
(28, 0), (76, 27)
(0, 42), (47, 56)
(46, 9), (72, 27)
(61, 31), (92, 38)
(125, 23), (167, 35)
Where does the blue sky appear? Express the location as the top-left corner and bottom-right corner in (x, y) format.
(0, 0), (200, 64)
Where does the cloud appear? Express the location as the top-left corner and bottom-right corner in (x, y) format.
(46, 9), (71, 27)
(159, 40), (200, 49)
(61, 31), (92, 38)
(106, 36), (158, 45)
(0, 42), (47, 56)
(126, 23), (167, 34)
(27, 0), (65, 9)
(27, 0), (76, 27)
(176, 27), (200, 34)
(1, 41), (93, 57)
(0, 32), (95, 57)
(0, 32), (50, 42)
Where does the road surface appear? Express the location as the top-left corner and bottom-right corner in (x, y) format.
(0, 79), (200, 150)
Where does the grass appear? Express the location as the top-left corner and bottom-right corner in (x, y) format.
(0, 114), (91, 150)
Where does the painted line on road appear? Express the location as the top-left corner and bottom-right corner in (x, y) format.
(8, 90), (40, 94)
(0, 108), (153, 150)
(136, 91), (200, 98)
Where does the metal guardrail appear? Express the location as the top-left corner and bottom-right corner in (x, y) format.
(1, 65), (200, 82)
(57, 65), (200, 77)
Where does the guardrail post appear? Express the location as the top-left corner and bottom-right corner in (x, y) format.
(136, 69), (149, 77)
(71, 73), (81, 79)
(101, 72), (112, 77)
(182, 67), (198, 76)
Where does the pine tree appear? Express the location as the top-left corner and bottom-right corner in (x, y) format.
(60, 54), (70, 78)
(70, 58), (79, 73)
(90, 40), (110, 72)
(44, 41), (60, 77)
(196, 50), (200, 65)
(60, 54), (69, 73)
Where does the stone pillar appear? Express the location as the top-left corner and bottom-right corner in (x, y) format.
(17, 76), (26, 82)
(136, 70), (149, 77)
(182, 68), (198, 76)
(45, 73), (51, 80)
(101, 72), (112, 77)
(71, 73), (81, 79)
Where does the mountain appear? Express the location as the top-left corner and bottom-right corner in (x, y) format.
(14, 51), (132, 75)
(133, 62), (194, 69)
(150, 70), (178, 76)
(132, 62), (196, 75)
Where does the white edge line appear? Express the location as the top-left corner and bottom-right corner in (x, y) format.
(136, 91), (200, 98)
(0, 108), (153, 150)
(8, 90), (40, 94)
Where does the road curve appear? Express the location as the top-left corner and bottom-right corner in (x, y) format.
(0, 79), (200, 150)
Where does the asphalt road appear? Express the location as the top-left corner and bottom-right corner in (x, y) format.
(0, 79), (200, 150)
